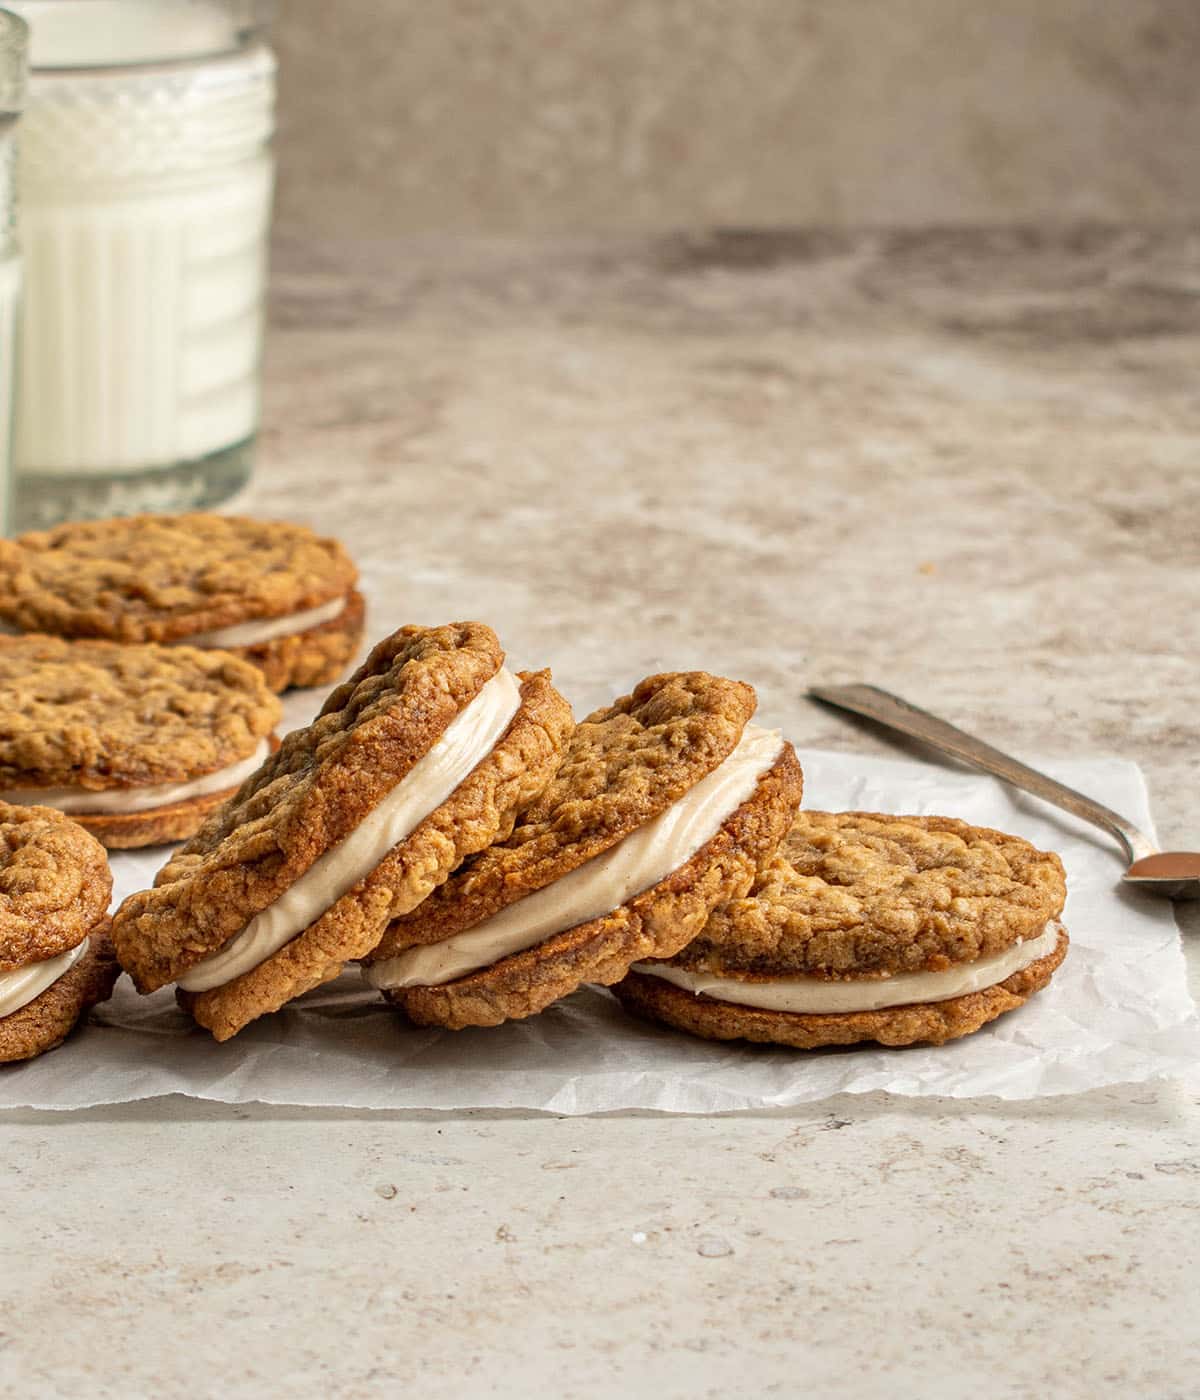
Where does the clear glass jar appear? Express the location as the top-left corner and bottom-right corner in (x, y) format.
(9, 0), (274, 529)
(0, 11), (25, 535)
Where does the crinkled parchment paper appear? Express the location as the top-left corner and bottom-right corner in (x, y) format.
(2, 735), (1194, 1112)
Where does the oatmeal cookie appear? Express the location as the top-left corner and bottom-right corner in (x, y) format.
(677, 812), (1066, 978)
(365, 672), (804, 1030)
(0, 804), (117, 1062)
(112, 624), (573, 1040)
(613, 810), (1068, 1049)
(0, 513), (364, 691)
(0, 635), (282, 849)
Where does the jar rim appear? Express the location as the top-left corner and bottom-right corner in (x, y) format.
(8, 0), (271, 74)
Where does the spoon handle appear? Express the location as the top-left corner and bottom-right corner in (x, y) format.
(809, 683), (1158, 864)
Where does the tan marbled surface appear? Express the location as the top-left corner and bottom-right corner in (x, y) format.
(262, 226), (1199, 851)
(2, 227), (1197, 1398)
(274, 1), (1200, 236)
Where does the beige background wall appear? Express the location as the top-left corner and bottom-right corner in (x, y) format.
(273, 0), (1200, 237)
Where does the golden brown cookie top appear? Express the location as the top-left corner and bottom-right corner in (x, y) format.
(372, 670), (757, 958)
(112, 622), (505, 990)
(669, 811), (1067, 979)
(0, 804), (112, 971)
(0, 635), (282, 790)
(0, 513), (358, 642)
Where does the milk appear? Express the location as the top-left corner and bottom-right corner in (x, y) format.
(10, 0), (274, 518)
(17, 153), (272, 474)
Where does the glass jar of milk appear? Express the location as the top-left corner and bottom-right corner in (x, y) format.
(0, 12), (25, 535)
(10, 0), (274, 528)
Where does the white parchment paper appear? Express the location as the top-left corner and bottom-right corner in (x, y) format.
(1, 741), (1194, 1112)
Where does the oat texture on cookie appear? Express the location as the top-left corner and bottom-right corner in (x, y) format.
(0, 635), (281, 790)
(0, 513), (357, 642)
(0, 803), (112, 971)
(674, 811), (1067, 979)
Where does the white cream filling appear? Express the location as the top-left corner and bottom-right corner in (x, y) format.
(365, 724), (785, 992)
(0, 739), (271, 816)
(1, 598), (347, 649)
(177, 667), (522, 994)
(630, 920), (1064, 1015)
(0, 938), (89, 1019)
(183, 597), (348, 649)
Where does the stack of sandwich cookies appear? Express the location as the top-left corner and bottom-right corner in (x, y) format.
(0, 513), (365, 691)
(0, 635), (281, 849)
(365, 671), (805, 1029)
(112, 623), (573, 1041)
(0, 803), (119, 1063)
(614, 811), (1068, 1048)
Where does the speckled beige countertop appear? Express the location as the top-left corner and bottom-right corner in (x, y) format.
(3, 228), (1199, 1398)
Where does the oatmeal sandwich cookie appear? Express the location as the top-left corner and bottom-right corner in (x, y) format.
(112, 623), (573, 1041)
(614, 811), (1068, 1048)
(364, 671), (805, 1030)
(0, 803), (119, 1063)
(0, 512), (366, 691)
(0, 635), (282, 849)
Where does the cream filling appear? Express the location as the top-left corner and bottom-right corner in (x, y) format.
(1, 598), (347, 649)
(183, 597), (348, 649)
(365, 724), (785, 992)
(177, 667), (522, 994)
(0, 938), (89, 1019)
(0, 739), (271, 816)
(630, 919), (1064, 1015)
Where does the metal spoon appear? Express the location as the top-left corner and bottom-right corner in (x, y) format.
(808, 683), (1200, 901)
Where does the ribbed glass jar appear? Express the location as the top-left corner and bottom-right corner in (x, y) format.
(9, 0), (274, 529)
(0, 10), (25, 535)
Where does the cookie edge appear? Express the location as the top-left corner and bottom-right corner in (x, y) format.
(613, 926), (1070, 1049)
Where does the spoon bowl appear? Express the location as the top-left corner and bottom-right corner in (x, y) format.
(1123, 852), (1200, 901)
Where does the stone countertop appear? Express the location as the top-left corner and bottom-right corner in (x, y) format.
(4, 228), (1198, 1398)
